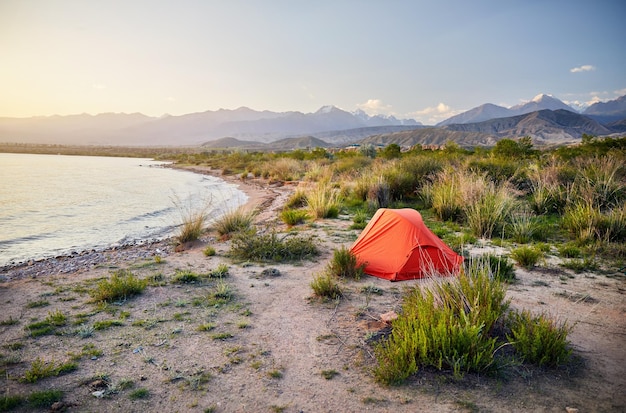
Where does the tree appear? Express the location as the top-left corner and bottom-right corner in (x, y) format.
(380, 143), (401, 159)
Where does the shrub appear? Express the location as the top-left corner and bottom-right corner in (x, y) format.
(373, 264), (509, 384)
(213, 207), (256, 238)
(172, 269), (202, 284)
(310, 274), (343, 299)
(203, 245), (216, 256)
(90, 270), (147, 303)
(506, 310), (571, 367)
(326, 246), (366, 280)
(510, 246), (542, 269)
(280, 209), (309, 226)
(27, 389), (64, 408)
(20, 358), (77, 383)
(367, 176), (391, 209)
(228, 231), (319, 262)
(45, 310), (67, 327)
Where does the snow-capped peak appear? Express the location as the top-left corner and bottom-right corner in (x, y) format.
(531, 93), (553, 102)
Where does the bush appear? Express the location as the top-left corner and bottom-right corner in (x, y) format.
(213, 207), (256, 238)
(506, 310), (571, 367)
(90, 270), (147, 302)
(172, 269), (202, 284)
(373, 263), (509, 383)
(326, 246), (366, 280)
(27, 389), (64, 408)
(280, 209), (309, 226)
(228, 231), (319, 262)
(203, 245), (216, 256)
(510, 246), (542, 269)
(310, 274), (343, 299)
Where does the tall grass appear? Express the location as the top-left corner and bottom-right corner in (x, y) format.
(464, 183), (517, 238)
(174, 195), (209, 244)
(213, 207), (256, 238)
(306, 182), (341, 219)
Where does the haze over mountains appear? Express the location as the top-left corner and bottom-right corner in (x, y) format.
(1, 94), (624, 149)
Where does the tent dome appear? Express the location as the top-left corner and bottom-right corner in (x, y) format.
(350, 208), (463, 281)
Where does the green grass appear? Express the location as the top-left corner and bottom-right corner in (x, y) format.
(213, 207), (256, 238)
(45, 310), (67, 327)
(203, 245), (216, 256)
(507, 310), (571, 367)
(321, 369), (339, 380)
(90, 270), (147, 303)
(510, 246), (543, 269)
(209, 263), (229, 278)
(128, 388), (150, 400)
(27, 389), (64, 408)
(326, 246), (366, 280)
(26, 300), (49, 308)
(310, 274), (343, 299)
(373, 261), (509, 383)
(280, 208), (310, 226)
(20, 358), (78, 383)
(93, 319), (124, 330)
(172, 269), (202, 284)
(228, 230), (319, 262)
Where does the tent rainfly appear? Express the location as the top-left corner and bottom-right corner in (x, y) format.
(350, 208), (463, 281)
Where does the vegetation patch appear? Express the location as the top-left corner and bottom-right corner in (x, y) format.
(229, 231), (319, 262)
(326, 246), (366, 280)
(20, 358), (77, 383)
(373, 260), (572, 385)
(90, 270), (147, 303)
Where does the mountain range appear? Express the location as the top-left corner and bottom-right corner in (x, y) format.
(0, 94), (624, 149)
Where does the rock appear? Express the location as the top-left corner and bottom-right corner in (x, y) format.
(380, 311), (398, 324)
(91, 390), (106, 398)
(261, 268), (281, 277)
(565, 408), (579, 413)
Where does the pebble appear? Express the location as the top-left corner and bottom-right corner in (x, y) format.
(0, 239), (173, 281)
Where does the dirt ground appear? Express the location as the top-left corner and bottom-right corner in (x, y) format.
(1, 174), (625, 412)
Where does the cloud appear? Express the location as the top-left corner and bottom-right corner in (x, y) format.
(408, 102), (458, 124)
(356, 99), (395, 116)
(570, 65), (595, 73)
(92, 84), (106, 90)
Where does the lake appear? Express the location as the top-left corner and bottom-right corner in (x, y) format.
(0, 153), (246, 266)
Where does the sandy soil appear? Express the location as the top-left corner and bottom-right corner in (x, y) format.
(1, 171), (625, 412)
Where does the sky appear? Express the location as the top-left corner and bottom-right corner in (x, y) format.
(1, 0), (625, 124)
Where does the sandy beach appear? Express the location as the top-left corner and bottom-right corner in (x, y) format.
(0, 167), (624, 412)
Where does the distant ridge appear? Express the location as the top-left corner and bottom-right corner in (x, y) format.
(438, 94), (577, 126)
(365, 109), (613, 148)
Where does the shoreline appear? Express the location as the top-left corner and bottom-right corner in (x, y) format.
(0, 165), (285, 281)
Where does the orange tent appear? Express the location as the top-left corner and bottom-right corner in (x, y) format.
(350, 208), (463, 281)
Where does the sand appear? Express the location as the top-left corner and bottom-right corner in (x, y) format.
(0, 169), (624, 412)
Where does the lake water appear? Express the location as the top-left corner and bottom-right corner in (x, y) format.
(0, 153), (247, 267)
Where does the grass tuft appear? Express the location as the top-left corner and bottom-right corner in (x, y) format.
(90, 270), (147, 303)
